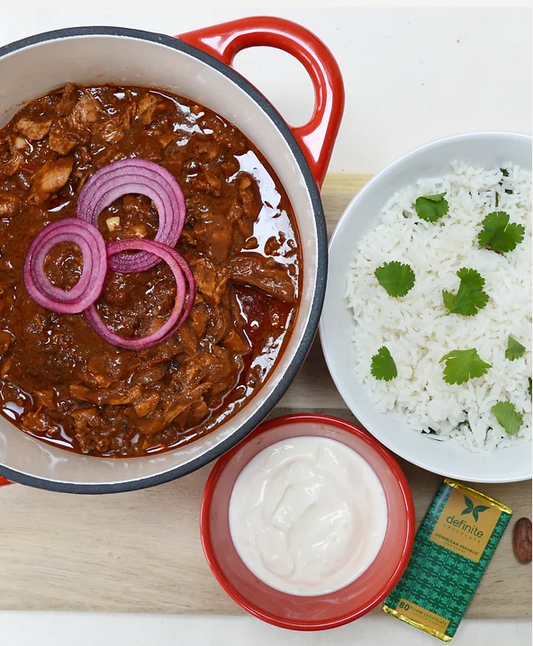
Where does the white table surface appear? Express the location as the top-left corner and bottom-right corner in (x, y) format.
(0, 7), (531, 646)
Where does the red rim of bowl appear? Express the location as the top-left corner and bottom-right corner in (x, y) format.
(200, 413), (416, 631)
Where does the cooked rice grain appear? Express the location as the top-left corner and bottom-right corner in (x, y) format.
(345, 162), (532, 451)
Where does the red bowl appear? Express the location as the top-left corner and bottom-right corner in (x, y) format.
(200, 413), (415, 631)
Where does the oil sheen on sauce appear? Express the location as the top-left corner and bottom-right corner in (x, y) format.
(228, 435), (388, 596)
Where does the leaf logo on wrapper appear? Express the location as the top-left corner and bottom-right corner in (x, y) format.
(461, 495), (490, 522)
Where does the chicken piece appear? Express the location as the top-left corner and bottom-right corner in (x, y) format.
(229, 254), (296, 303)
(186, 399), (209, 427)
(0, 358), (11, 378)
(194, 138), (219, 161)
(159, 133), (176, 149)
(239, 173), (261, 219)
(34, 389), (56, 411)
(48, 120), (78, 155)
(178, 226), (197, 248)
(206, 296), (232, 344)
(189, 257), (228, 305)
(125, 400), (191, 436)
(203, 346), (242, 400)
(97, 105), (134, 144)
(136, 338), (179, 366)
(189, 168), (224, 197)
(94, 147), (126, 169)
(71, 406), (101, 430)
(133, 391), (160, 418)
(70, 383), (142, 406)
(71, 409), (101, 441)
(0, 136), (24, 177)
(0, 330), (14, 354)
(29, 156), (74, 203)
(226, 199), (244, 224)
(80, 368), (115, 389)
(87, 352), (140, 384)
(0, 194), (20, 218)
(198, 114), (247, 154)
(68, 92), (102, 131)
(130, 363), (167, 386)
(137, 93), (166, 126)
(57, 82), (79, 117)
(21, 411), (59, 436)
(188, 302), (209, 338)
(205, 170), (223, 195)
(222, 327), (251, 354)
(175, 320), (199, 356)
(14, 116), (52, 141)
(189, 211), (234, 264)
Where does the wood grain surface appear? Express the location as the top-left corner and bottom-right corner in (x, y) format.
(0, 174), (530, 617)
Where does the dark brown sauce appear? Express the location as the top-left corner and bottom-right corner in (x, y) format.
(0, 84), (301, 457)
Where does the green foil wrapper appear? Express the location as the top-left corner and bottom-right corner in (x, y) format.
(383, 478), (512, 641)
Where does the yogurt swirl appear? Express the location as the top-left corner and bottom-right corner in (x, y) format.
(228, 435), (388, 596)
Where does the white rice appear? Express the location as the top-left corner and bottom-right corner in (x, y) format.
(345, 161), (532, 451)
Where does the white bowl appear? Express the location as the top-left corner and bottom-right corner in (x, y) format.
(320, 132), (532, 484)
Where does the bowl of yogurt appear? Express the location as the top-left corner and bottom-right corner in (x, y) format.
(200, 413), (415, 630)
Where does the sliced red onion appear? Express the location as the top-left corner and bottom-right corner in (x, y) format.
(84, 239), (196, 350)
(77, 159), (186, 273)
(24, 219), (107, 314)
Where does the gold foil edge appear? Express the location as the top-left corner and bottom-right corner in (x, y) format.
(443, 479), (513, 515)
(383, 605), (453, 642)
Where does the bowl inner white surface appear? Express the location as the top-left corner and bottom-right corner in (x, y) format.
(320, 132), (532, 483)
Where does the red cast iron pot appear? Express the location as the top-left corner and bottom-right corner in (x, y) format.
(0, 17), (344, 493)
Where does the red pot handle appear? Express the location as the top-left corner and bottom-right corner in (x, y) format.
(178, 17), (344, 187)
(0, 476), (12, 487)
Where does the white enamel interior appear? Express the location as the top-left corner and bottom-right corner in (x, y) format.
(0, 32), (321, 487)
(320, 132), (532, 483)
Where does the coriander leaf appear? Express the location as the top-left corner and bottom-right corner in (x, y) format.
(440, 348), (491, 385)
(442, 268), (489, 316)
(415, 193), (449, 222)
(528, 377), (532, 399)
(374, 261), (415, 297)
(371, 346), (397, 381)
(498, 168), (513, 195)
(491, 401), (523, 436)
(478, 211), (525, 253)
(505, 335), (526, 361)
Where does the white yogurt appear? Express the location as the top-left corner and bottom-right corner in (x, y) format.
(228, 435), (388, 596)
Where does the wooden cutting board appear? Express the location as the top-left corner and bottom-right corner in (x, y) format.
(0, 174), (530, 617)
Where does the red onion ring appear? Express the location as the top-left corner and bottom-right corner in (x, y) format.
(24, 219), (107, 314)
(77, 159), (186, 273)
(84, 239), (196, 350)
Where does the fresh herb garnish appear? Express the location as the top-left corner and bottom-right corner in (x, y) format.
(371, 346), (398, 381)
(440, 348), (491, 385)
(374, 261), (415, 297)
(529, 377), (532, 399)
(505, 335), (526, 361)
(478, 211), (525, 253)
(442, 268), (489, 316)
(491, 401), (523, 436)
(415, 193), (449, 222)
(500, 168), (513, 194)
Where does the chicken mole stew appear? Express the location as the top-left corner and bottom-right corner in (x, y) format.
(0, 83), (301, 457)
